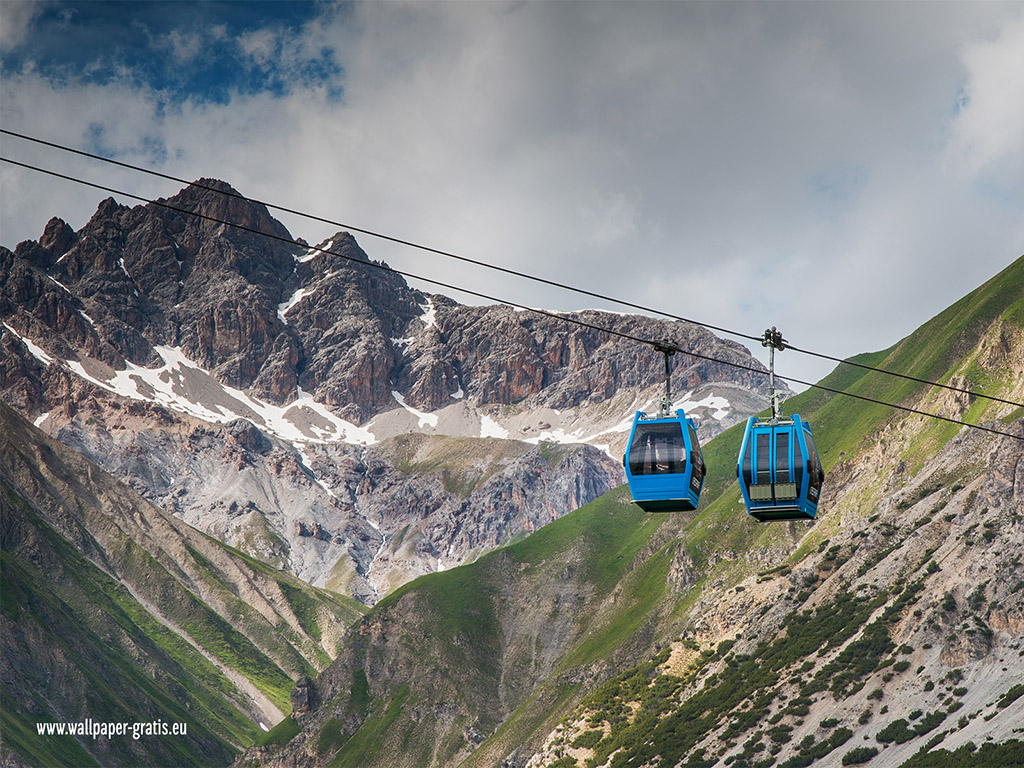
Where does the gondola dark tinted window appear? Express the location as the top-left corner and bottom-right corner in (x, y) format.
(775, 431), (789, 478)
(805, 431), (823, 495)
(688, 423), (705, 491)
(756, 433), (772, 485)
(629, 422), (687, 475)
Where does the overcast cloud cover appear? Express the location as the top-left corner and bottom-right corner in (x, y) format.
(2, 1), (1023, 389)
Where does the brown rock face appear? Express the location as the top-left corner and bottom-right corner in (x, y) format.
(3, 179), (780, 426)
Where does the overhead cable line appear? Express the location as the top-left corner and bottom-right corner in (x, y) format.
(0, 129), (762, 343)
(5, 128), (1018, 411)
(3, 156), (1022, 443)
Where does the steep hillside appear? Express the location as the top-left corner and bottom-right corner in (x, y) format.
(240, 256), (1024, 768)
(0, 401), (365, 767)
(1, 180), (776, 601)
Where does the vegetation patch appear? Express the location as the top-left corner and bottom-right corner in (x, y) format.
(899, 739), (1024, 767)
(778, 727), (852, 768)
(279, 580), (323, 642)
(841, 745), (878, 765)
(997, 683), (1024, 709)
(255, 716), (301, 748)
(328, 686), (410, 768)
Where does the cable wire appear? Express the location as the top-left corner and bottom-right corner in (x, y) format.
(5, 128), (1019, 411)
(0, 129), (763, 343)
(3, 155), (1022, 443)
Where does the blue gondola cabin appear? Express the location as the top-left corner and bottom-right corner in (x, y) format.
(737, 414), (824, 521)
(625, 409), (706, 512)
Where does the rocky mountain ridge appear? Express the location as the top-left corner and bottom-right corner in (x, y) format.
(1, 179), (775, 428)
(1, 179), (778, 599)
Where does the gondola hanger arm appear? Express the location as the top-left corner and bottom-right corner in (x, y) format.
(762, 327), (786, 422)
(653, 338), (677, 418)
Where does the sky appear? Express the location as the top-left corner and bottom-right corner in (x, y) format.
(2, 1), (1023, 390)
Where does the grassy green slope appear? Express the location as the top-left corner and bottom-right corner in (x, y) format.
(0, 401), (366, 767)
(259, 486), (680, 768)
(519, 255), (1024, 766)
(682, 254), (1024, 569)
(1, 488), (247, 767)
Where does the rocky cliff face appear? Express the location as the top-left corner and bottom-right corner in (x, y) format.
(39, 390), (621, 601)
(1, 180), (776, 600)
(1, 180), (773, 426)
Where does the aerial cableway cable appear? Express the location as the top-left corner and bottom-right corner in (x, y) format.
(0, 129), (762, 344)
(2, 155), (1023, 444)
(3, 128), (1020, 411)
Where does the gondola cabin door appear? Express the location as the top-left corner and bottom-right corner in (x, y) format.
(737, 415), (823, 521)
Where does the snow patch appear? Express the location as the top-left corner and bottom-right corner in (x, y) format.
(525, 427), (585, 445)
(296, 237), (333, 263)
(676, 392), (732, 420)
(278, 286), (312, 323)
(524, 426), (615, 459)
(590, 411), (637, 437)
(294, 443), (337, 498)
(450, 386), (464, 400)
(48, 276), (72, 294)
(33, 411), (51, 427)
(480, 414), (509, 439)
(419, 298), (437, 330)
(392, 390), (438, 428)
(288, 387), (376, 445)
(58, 344), (375, 446)
(3, 323), (54, 366)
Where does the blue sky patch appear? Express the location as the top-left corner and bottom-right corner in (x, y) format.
(2, 1), (343, 102)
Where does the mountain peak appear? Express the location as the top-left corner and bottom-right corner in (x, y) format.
(191, 177), (240, 194)
(39, 217), (75, 255)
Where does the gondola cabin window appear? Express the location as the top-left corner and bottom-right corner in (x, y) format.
(628, 422), (687, 475)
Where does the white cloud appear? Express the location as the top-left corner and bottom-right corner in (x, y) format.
(0, 1), (48, 53)
(238, 27), (278, 67)
(164, 29), (204, 66)
(946, 13), (1024, 182)
(2, 1), (1023, 390)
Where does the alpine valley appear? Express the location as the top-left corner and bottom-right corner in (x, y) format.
(1, 181), (1022, 768)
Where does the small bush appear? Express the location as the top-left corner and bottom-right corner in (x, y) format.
(876, 718), (914, 744)
(998, 683), (1024, 709)
(571, 729), (604, 749)
(842, 746), (879, 765)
